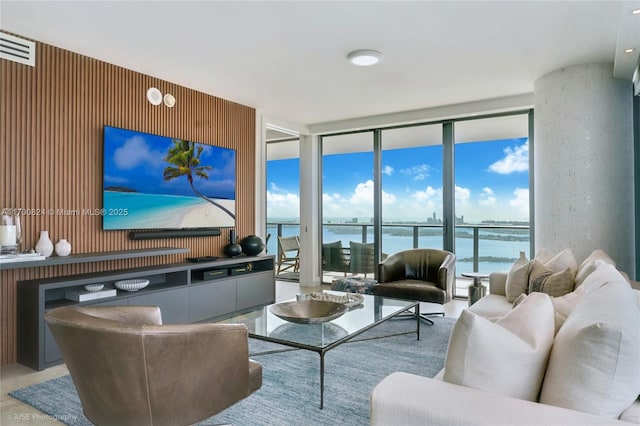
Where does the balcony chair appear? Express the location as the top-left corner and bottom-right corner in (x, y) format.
(349, 241), (388, 278)
(276, 235), (300, 274)
(44, 305), (262, 426)
(372, 248), (456, 325)
(322, 240), (351, 276)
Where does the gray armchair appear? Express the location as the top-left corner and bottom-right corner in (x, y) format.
(373, 248), (456, 324)
(45, 305), (262, 426)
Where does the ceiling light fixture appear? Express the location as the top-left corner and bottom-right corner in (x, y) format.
(632, 8), (640, 15)
(625, 48), (636, 54)
(347, 50), (383, 66)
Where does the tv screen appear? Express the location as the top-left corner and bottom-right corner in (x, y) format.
(102, 126), (236, 230)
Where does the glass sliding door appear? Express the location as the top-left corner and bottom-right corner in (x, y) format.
(266, 138), (300, 280)
(453, 114), (530, 296)
(380, 124), (444, 255)
(321, 132), (374, 283)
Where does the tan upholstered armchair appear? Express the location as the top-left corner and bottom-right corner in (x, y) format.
(373, 248), (456, 324)
(44, 305), (262, 426)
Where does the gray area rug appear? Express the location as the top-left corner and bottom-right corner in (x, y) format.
(10, 317), (455, 426)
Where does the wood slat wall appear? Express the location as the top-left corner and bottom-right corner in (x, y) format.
(0, 36), (256, 365)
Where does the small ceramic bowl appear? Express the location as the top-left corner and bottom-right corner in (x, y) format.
(84, 284), (104, 292)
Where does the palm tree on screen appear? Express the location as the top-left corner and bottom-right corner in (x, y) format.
(163, 139), (235, 219)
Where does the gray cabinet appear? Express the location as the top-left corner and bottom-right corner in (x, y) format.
(129, 287), (190, 324)
(17, 255), (275, 370)
(189, 278), (237, 322)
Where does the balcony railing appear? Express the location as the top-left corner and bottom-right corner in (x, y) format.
(266, 221), (530, 296)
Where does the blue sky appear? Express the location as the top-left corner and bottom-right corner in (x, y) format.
(267, 137), (529, 223)
(103, 126), (236, 200)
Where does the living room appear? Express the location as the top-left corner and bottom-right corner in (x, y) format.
(1, 1), (639, 425)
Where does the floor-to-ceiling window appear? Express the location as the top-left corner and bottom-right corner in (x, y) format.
(266, 136), (300, 279)
(453, 114), (531, 296)
(380, 124), (443, 254)
(321, 132), (374, 282)
(315, 110), (532, 294)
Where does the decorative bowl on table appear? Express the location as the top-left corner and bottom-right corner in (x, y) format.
(84, 283), (104, 292)
(308, 291), (364, 308)
(269, 300), (348, 324)
(114, 279), (149, 292)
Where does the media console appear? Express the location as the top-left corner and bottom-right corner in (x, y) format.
(17, 255), (275, 370)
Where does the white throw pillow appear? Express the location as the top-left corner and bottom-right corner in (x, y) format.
(575, 250), (616, 288)
(443, 292), (555, 401)
(539, 274), (640, 418)
(544, 248), (578, 277)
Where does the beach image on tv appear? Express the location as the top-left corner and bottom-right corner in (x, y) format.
(103, 126), (236, 230)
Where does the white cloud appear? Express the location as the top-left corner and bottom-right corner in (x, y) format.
(489, 141), (529, 174)
(455, 185), (470, 202)
(349, 180), (396, 205)
(478, 187), (497, 207)
(382, 165), (394, 176)
(509, 187), (529, 214)
(266, 189), (300, 218)
(400, 164), (431, 180)
(114, 136), (165, 170)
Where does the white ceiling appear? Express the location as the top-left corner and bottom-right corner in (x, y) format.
(1, 1), (639, 129)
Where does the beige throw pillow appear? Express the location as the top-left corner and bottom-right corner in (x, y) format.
(505, 252), (531, 303)
(529, 260), (575, 297)
(443, 292), (555, 401)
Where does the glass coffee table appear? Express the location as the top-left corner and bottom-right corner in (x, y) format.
(218, 292), (419, 408)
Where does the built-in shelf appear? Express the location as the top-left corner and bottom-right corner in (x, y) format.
(0, 247), (189, 270)
(17, 255), (276, 370)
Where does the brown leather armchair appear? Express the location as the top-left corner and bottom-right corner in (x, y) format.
(372, 248), (456, 324)
(44, 305), (262, 426)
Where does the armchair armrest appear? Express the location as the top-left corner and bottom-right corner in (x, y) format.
(378, 255), (406, 283)
(371, 373), (629, 426)
(438, 253), (456, 301)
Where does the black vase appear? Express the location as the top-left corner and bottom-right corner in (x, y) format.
(224, 229), (242, 257)
(240, 235), (265, 256)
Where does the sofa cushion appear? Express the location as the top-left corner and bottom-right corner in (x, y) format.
(575, 250), (616, 288)
(467, 294), (513, 321)
(443, 292), (555, 401)
(539, 268), (640, 418)
(528, 262), (575, 297)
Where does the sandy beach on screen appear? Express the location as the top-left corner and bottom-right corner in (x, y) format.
(177, 199), (235, 228)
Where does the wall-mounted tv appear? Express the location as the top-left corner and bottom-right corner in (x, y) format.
(103, 126), (236, 230)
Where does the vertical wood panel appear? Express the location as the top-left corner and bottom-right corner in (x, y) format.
(0, 35), (256, 365)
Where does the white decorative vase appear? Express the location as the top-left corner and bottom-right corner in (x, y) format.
(55, 238), (72, 256)
(35, 231), (54, 257)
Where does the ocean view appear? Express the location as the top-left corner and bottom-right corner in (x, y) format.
(266, 221), (529, 275)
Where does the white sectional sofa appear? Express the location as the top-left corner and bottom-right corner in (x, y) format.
(371, 249), (640, 425)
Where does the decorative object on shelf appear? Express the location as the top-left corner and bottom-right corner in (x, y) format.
(269, 300), (347, 324)
(84, 283), (104, 292)
(54, 238), (72, 256)
(114, 279), (150, 292)
(0, 211), (21, 254)
(35, 230), (54, 257)
(224, 229), (242, 257)
(308, 291), (364, 308)
(240, 234), (265, 256)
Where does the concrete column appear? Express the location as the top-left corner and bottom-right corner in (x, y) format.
(534, 63), (634, 277)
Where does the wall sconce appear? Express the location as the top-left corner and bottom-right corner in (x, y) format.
(146, 87), (176, 108)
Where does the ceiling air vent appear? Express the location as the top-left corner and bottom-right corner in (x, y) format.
(0, 32), (35, 67)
